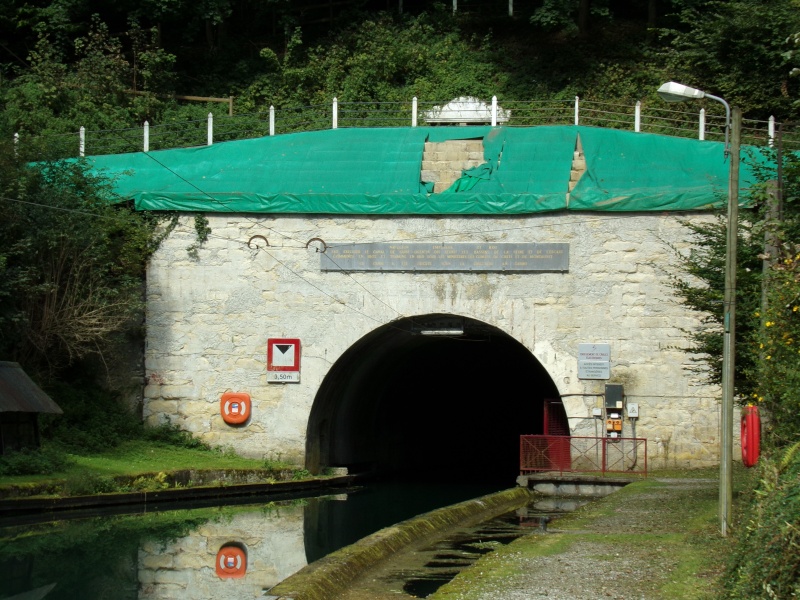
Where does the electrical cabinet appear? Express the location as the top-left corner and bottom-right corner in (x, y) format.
(605, 384), (624, 437)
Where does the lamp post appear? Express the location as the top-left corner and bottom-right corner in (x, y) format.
(657, 81), (740, 537)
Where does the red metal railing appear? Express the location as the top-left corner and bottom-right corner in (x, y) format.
(520, 435), (647, 476)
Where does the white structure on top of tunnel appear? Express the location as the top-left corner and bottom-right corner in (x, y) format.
(89, 125), (757, 472)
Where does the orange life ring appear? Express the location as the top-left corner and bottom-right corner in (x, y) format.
(216, 544), (247, 579)
(220, 392), (251, 425)
(741, 405), (761, 468)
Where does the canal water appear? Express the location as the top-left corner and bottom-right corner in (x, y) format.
(0, 480), (504, 599)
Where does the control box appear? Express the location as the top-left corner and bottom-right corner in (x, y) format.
(605, 384), (624, 409)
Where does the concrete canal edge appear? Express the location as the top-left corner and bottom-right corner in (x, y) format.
(266, 486), (532, 600)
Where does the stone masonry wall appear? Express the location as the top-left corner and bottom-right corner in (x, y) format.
(143, 211), (731, 469)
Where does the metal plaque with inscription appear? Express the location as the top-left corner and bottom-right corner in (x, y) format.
(320, 243), (569, 272)
(577, 343), (611, 380)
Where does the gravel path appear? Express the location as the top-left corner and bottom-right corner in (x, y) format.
(430, 478), (724, 600)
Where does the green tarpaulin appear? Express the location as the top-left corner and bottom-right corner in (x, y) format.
(86, 126), (759, 215)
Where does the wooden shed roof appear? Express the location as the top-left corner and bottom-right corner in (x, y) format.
(0, 362), (63, 414)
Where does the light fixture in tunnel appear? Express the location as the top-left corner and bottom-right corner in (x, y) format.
(418, 328), (464, 336)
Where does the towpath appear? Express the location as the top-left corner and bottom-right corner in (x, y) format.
(429, 476), (731, 600)
(331, 475), (733, 600)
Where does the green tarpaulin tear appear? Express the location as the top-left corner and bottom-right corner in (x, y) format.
(86, 126), (761, 215)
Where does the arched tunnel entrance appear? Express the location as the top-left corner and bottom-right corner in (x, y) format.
(306, 314), (566, 483)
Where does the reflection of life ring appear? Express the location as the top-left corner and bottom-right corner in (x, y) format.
(220, 392), (250, 425)
(741, 405), (761, 468)
(216, 544), (247, 579)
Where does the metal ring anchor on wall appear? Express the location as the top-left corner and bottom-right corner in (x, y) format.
(247, 235), (269, 249)
(306, 237), (327, 253)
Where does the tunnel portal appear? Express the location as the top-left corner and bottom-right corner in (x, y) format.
(306, 314), (565, 482)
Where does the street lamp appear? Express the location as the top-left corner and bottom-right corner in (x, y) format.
(658, 81), (740, 537)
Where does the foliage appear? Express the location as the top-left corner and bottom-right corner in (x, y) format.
(668, 214), (763, 400)
(530, 0), (611, 35)
(39, 385), (211, 456)
(237, 11), (504, 113)
(662, 0), (800, 119)
(0, 15), (177, 150)
(748, 148), (800, 445)
(126, 470), (171, 491)
(723, 446), (800, 598)
(187, 213), (211, 259)
(0, 446), (73, 475)
(754, 256), (800, 441)
(0, 151), (170, 377)
(63, 471), (117, 495)
(291, 468), (312, 480)
(39, 380), (143, 451)
(143, 422), (212, 451)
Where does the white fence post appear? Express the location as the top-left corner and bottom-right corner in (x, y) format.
(332, 97), (338, 129)
(509, 0), (513, 16)
(574, 96), (580, 126)
(453, 0), (457, 13)
(491, 96), (498, 127)
(699, 108), (706, 141)
(79, 126), (85, 157)
(269, 106), (275, 136)
(768, 116), (775, 147)
(143, 121), (150, 152)
(412, 97), (418, 127)
(207, 113), (213, 145)
(13, 132), (18, 157)
(634, 101), (641, 133)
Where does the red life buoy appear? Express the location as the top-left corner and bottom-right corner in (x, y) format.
(220, 392), (251, 425)
(216, 544), (247, 579)
(741, 405), (761, 468)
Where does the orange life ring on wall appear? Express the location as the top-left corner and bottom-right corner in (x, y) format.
(220, 392), (251, 425)
(741, 405), (761, 468)
(216, 544), (247, 579)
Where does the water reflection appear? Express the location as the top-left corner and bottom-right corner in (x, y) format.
(0, 481), (501, 599)
(1, 500), (307, 600)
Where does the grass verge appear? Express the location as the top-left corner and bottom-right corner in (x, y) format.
(0, 440), (303, 498)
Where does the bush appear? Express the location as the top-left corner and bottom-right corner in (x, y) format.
(0, 446), (73, 476)
(143, 423), (211, 451)
(40, 380), (143, 452)
(63, 472), (118, 496)
(723, 444), (800, 599)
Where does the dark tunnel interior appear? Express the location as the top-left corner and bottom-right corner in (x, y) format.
(306, 314), (565, 483)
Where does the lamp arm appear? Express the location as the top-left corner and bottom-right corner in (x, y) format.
(705, 93), (731, 156)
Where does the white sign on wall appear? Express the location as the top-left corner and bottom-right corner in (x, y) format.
(267, 338), (301, 383)
(578, 343), (611, 380)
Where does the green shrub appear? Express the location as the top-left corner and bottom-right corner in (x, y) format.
(143, 423), (211, 451)
(723, 445), (800, 599)
(126, 471), (170, 492)
(0, 446), (73, 475)
(64, 472), (118, 496)
(291, 468), (311, 481)
(41, 381), (142, 452)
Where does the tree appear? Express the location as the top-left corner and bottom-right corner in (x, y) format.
(0, 147), (172, 379)
(0, 15), (175, 143)
(749, 147), (800, 446)
(530, 0), (612, 36)
(669, 215), (763, 402)
(663, 0), (800, 119)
